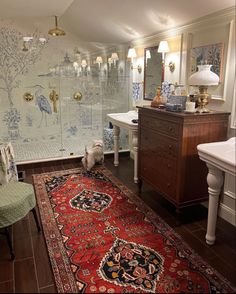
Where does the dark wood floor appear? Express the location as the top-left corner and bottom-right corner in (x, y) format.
(0, 154), (236, 293)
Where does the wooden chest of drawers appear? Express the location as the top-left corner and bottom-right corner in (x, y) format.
(138, 107), (230, 211)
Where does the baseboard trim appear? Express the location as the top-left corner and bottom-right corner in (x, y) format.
(218, 203), (236, 226)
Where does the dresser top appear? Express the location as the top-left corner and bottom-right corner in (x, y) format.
(137, 106), (230, 118)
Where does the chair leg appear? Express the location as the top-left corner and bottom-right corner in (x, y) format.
(31, 207), (41, 232)
(4, 227), (15, 260)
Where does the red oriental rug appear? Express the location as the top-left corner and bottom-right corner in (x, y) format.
(33, 168), (235, 293)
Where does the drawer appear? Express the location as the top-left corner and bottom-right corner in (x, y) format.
(140, 129), (179, 160)
(139, 150), (177, 177)
(139, 151), (177, 200)
(140, 115), (181, 139)
(139, 161), (177, 200)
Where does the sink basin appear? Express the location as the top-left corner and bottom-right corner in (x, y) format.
(197, 137), (236, 175)
(107, 111), (138, 129)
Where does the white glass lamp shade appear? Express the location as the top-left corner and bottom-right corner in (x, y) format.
(157, 41), (169, 53)
(127, 48), (137, 58)
(189, 65), (219, 86)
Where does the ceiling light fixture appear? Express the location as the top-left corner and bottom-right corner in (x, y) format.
(48, 16), (66, 36)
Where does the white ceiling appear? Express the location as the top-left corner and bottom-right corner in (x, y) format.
(0, 0), (73, 18)
(0, 0), (235, 51)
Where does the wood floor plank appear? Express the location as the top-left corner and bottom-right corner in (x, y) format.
(0, 231), (14, 283)
(208, 254), (236, 286)
(14, 258), (38, 293)
(0, 281), (14, 293)
(39, 284), (57, 293)
(13, 216), (33, 260)
(0, 260), (13, 283)
(27, 207), (54, 289)
(31, 228), (54, 288)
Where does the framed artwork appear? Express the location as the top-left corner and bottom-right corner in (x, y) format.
(190, 43), (224, 81)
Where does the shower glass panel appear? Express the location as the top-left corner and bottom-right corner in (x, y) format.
(4, 67), (129, 163)
(12, 67), (129, 162)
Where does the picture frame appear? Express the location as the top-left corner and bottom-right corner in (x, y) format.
(190, 43), (224, 82)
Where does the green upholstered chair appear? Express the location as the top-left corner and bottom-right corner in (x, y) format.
(0, 181), (41, 260)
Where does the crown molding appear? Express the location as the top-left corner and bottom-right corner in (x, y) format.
(129, 6), (235, 48)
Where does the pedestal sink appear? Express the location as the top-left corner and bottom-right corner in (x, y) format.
(107, 111), (139, 183)
(197, 137), (236, 245)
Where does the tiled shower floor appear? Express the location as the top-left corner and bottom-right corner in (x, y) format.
(13, 139), (128, 163)
(13, 140), (85, 163)
(12, 128), (129, 163)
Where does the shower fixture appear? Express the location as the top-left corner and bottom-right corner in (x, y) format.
(48, 16), (66, 36)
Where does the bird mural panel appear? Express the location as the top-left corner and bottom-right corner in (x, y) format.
(32, 85), (52, 127)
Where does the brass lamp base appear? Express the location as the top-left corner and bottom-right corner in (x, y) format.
(196, 86), (211, 113)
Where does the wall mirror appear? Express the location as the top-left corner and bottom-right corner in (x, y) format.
(143, 46), (163, 100)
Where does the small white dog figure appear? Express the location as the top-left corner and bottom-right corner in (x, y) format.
(81, 140), (104, 171)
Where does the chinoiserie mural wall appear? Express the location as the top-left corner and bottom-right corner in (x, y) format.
(0, 21), (131, 162)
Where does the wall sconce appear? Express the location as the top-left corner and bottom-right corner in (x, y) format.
(22, 41), (28, 51)
(81, 59), (87, 68)
(108, 57), (113, 70)
(111, 52), (119, 67)
(22, 36), (46, 52)
(95, 56), (103, 69)
(127, 47), (142, 74)
(81, 59), (91, 74)
(158, 40), (169, 61)
(158, 40), (175, 73)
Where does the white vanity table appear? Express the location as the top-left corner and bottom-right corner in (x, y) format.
(107, 111), (139, 183)
(197, 137), (236, 245)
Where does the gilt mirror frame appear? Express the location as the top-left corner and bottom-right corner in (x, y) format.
(143, 45), (163, 100)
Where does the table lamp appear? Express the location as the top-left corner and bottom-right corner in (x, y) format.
(189, 64), (219, 113)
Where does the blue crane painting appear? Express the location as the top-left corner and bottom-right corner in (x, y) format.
(33, 85), (52, 127)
